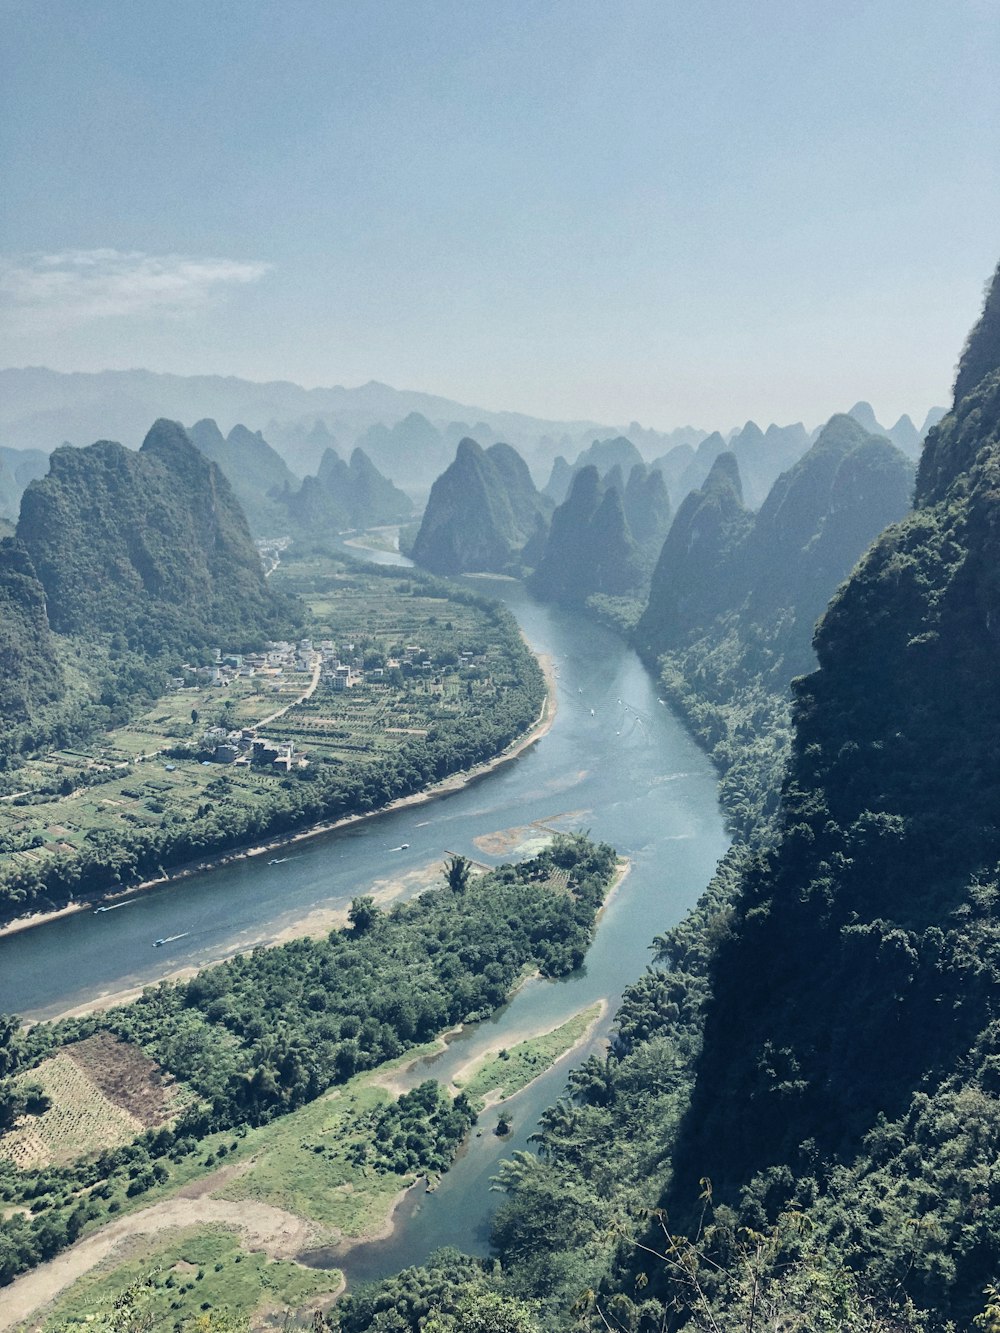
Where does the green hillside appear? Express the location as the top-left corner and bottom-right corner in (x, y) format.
(411, 438), (550, 575)
(17, 419), (291, 654)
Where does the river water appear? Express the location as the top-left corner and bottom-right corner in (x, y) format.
(0, 567), (728, 1283)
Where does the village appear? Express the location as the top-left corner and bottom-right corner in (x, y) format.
(187, 634), (479, 772)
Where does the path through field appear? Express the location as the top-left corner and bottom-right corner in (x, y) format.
(0, 1160), (334, 1331)
(258, 658), (322, 729)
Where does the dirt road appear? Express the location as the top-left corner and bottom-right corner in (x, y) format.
(0, 1161), (336, 1331)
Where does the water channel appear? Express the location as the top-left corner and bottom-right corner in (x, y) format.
(0, 559), (729, 1283)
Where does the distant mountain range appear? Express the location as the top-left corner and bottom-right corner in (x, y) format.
(0, 367), (944, 503)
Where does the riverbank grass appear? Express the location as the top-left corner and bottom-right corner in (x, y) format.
(35, 1223), (336, 1331)
(454, 1003), (603, 1112)
(215, 1075), (430, 1237)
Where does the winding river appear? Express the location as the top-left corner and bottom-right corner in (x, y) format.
(0, 564), (729, 1285)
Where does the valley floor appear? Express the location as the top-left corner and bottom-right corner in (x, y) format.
(1, 994), (604, 1331)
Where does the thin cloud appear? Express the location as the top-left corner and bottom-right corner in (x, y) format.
(0, 249), (271, 327)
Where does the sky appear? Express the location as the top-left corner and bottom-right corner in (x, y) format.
(1, 0), (998, 431)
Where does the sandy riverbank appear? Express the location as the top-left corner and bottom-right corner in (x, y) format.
(0, 653), (558, 947)
(44, 860), (445, 1023)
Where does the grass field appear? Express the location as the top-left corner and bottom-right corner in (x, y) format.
(216, 1082), (419, 1236)
(454, 1004), (603, 1112)
(36, 1223), (336, 1331)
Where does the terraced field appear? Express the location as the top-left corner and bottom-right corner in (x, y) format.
(1, 1035), (181, 1170)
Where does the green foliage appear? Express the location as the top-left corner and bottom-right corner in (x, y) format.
(0, 836), (617, 1289)
(0, 538), (63, 724)
(364, 1080), (476, 1175)
(324, 1249), (541, 1333)
(17, 420), (295, 655)
(443, 854), (471, 894)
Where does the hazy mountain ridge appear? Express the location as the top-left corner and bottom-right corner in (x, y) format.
(411, 438), (551, 575)
(639, 415), (915, 685)
(1, 368), (944, 509)
(0, 368), (609, 477)
(658, 265), (1000, 1323)
(286, 445), (413, 534)
(187, 417), (299, 536)
(531, 461), (671, 608)
(0, 448), (50, 523)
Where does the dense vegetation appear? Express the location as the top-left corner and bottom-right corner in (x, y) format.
(332, 268), (1000, 1332)
(411, 438), (551, 575)
(0, 538), (63, 723)
(0, 835), (618, 1288)
(17, 419), (292, 654)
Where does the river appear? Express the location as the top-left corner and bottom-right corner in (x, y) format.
(0, 565), (729, 1283)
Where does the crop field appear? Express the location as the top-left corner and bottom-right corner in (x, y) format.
(0, 1033), (184, 1171)
(0, 554), (529, 898)
(0, 1034), (182, 1170)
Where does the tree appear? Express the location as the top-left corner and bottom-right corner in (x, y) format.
(348, 895), (378, 933)
(444, 854), (471, 894)
(422, 1289), (540, 1333)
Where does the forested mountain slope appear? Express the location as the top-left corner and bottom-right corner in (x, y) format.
(658, 259), (1000, 1324)
(639, 414), (913, 685)
(411, 438), (550, 575)
(0, 540), (62, 723)
(17, 419), (292, 653)
(187, 417), (299, 535)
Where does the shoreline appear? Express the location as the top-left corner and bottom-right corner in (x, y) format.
(447, 997), (609, 1101)
(0, 652), (558, 947)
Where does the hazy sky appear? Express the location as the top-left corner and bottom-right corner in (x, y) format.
(2, 1), (998, 430)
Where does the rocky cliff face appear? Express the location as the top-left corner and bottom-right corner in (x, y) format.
(667, 263), (1000, 1323)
